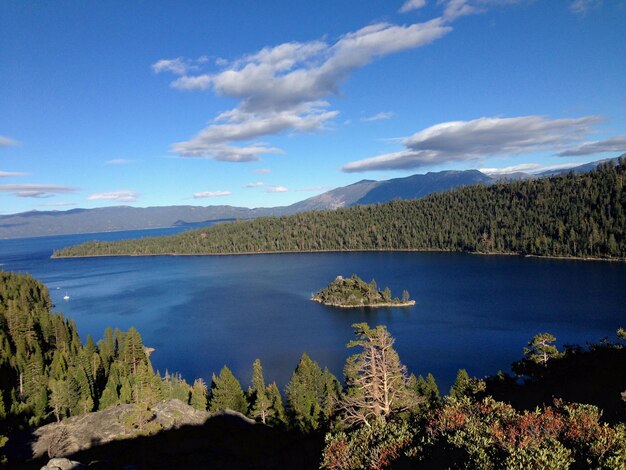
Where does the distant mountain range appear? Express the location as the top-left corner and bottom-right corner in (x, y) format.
(0, 156), (621, 239)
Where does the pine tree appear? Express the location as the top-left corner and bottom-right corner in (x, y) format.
(449, 369), (472, 399)
(119, 377), (133, 404)
(249, 359), (271, 424)
(524, 333), (560, 365)
(49, 379), (70, 422)
(266, 382), (287, 427)
(122, 327), (146, 375)
(340, 323), (420, 427)
(286, 353), (336, 432)
(209, 366), (247, 414)
(190, 378), (208, 411)
(99, 376), (119, 410)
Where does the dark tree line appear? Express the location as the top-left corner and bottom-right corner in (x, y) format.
(55, 159), (626, 259)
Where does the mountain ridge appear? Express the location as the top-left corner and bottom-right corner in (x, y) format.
(1, 156), (621, 239)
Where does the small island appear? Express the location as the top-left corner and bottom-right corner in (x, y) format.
(311, 274), (415, 308)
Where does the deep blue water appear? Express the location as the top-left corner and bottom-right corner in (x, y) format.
(1, 229), (625, 392)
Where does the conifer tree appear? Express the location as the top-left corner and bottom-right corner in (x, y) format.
(190, 378), (208, 411)
(340, 323), (420, 427)
(449, 369), (472, 399)
(99, 376), (119, 410)
(209, 366), (247, 414)
(249, 359), (271, 424)
(266, 382), (287, 427)
(524, 333), (560, 365)
(285, 353), (340, 432)
(413, 373), (440, 409)
(119, 377), (133, 404)
(122, 327), (146, 375)
(49, 379), (70, 422)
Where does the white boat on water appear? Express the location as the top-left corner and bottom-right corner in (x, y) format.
(63, 293), (70, 301)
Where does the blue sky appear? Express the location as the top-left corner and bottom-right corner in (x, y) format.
(1, 0), (625, 214)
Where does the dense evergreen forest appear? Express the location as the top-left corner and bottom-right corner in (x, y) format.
(54, 159), (626, 259)
(2, 271), (626, 468)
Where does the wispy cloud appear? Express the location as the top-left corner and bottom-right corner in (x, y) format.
(192, 190), (232, 198)
(480, 162), (580, 175)
(557, 135), (626, 156)
(105, 158), (133, 165)
(569, 0), (602, 14)
(244, 182), (265, 188)
(0, 184), (77, 198)
(266, 185), (288, 193)
(0, 136), (18, 148)
(152, 57), (200, 75)
(87, 190), (138, 202)
(400, 0), (427, 13)
(0, 171), (28, 177)
(342, 115), (601, 172)
(38, 201), (77, 207)
(361, 112), (395, 122)
(253, 168), (272, 175)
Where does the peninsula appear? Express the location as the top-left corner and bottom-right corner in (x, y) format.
(52, 161), (626, 261)
(311, 274), (415, 308)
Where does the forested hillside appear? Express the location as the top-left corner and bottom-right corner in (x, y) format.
(54, 159), (626, 259)
(0, 273), (201, 444)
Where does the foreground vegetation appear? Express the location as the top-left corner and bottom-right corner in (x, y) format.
(311, 274), (414, 307)
(54, 159), (626, 260)
(2, 271), (626, 468)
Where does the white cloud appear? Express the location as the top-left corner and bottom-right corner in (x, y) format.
(400, 0), (427, 13)
(162, 13), (453, 161)
(0, 136), (18, 147)
(152, 57), (199, 75)
(557, 135), (626, 156)
(569, 0), (602, 14)
(105, 158), (133, 165)
(361, 111), (394, 122)
(480, 162), (579, 175)
(172, 104), (336, 161)
(87, 190), (138, 202)
(342, 115), (601, 172)
(254, 168), (272, 174)
(0, 171), (28, 177)
(159, 2), (525, 163)
(170, 74), (212, 91)
(244, 182), (265, 188)
(173, 142), (284, 162)
(266, 185), (288, 193)
(192, 190), (232, 198)
(0, 184), (77, 198)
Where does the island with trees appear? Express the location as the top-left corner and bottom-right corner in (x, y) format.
(311, 274), (414, 308)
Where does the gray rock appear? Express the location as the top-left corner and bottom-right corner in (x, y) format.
(41, 457), (85, 470)
(30, 400), (209, 460)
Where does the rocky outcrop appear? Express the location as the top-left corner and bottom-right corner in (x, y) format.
(30, 400), (208, 460)
(13, 400), (322, 469)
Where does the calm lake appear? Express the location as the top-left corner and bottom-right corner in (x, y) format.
(1, 228), (625, 392)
